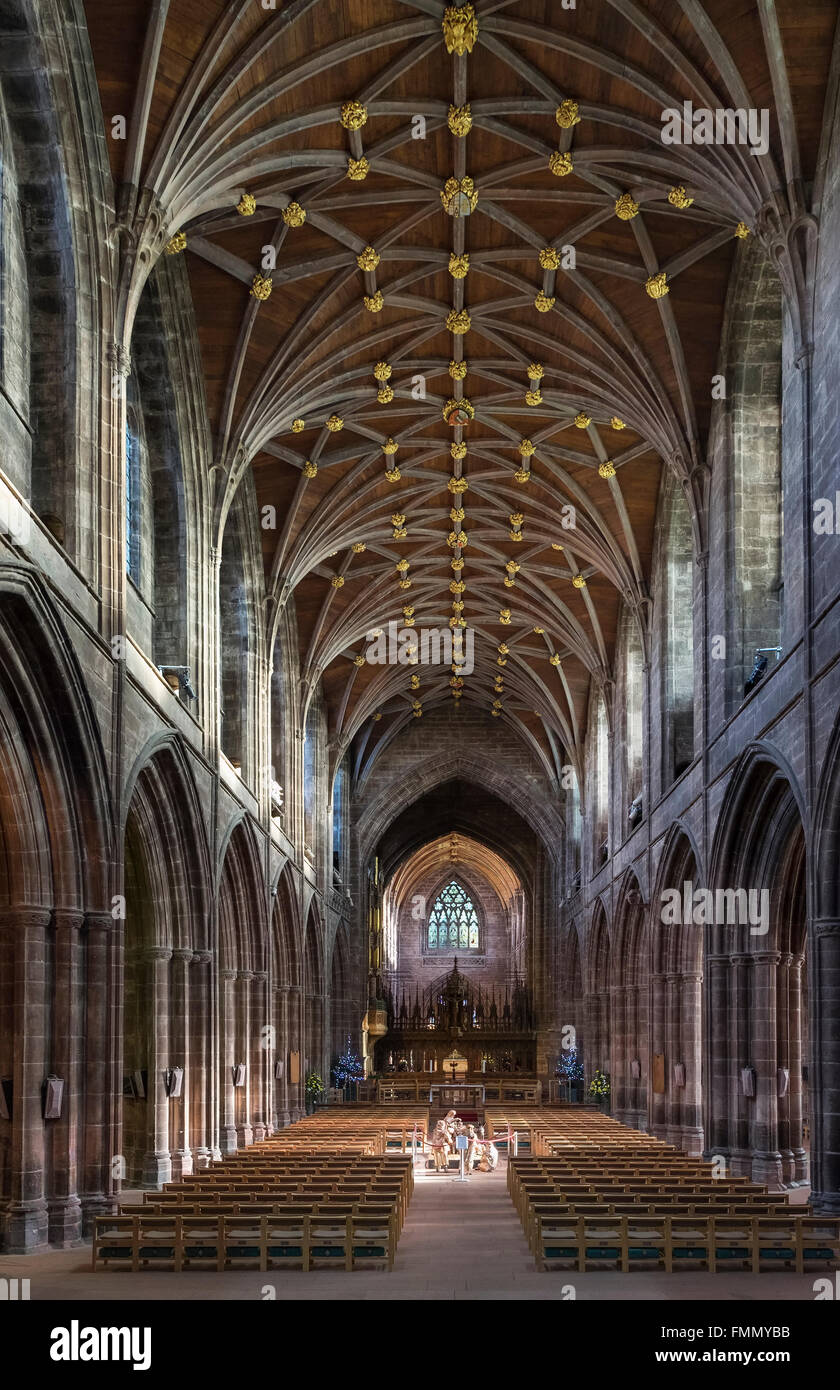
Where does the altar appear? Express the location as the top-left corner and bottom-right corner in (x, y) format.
(428, 1082), (485, 1107)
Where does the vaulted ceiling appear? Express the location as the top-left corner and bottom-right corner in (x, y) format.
(84, 0), (837, 785)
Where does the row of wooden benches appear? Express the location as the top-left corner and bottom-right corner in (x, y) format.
(503, 1112), (840, 1274)
(94, 1209), (400, 1272)
(95, 1109), (424, 1272)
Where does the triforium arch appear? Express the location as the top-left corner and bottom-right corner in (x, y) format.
(122, 736), (213, 1186)
(217, 816), (268, 1152)
(0, 570), (110, 1252)
(707, 748), (808, 1189)
(650, 824), (704, 1155)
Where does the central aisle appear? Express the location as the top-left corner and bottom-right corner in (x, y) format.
(388, 1159), (538, 1296)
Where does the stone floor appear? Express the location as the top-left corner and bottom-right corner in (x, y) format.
(0, 1161), (821, 1300)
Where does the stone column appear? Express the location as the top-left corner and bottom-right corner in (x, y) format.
(47, 910), (84, 1245)
(251, 970), (268, 1142)
(275, 986), (290, 1127)
(678, 971), (704, 1155)
(810, 920), (840, 1212)
(649, 972), (666, 1137)
(190, 952), (212, 1168)
(751, 950), (783, 1188)
(288, 984), (303, 1121)
(728, 954), (751, 1177)
(705, 953), (730, 1160)
(141, 946), (172, 1188)
(219, 968), (238, 1154)
(664, 973), (680, 1146)
(775, 952), (794, 1182)
(81, 912), (116, 1229)
(236, 971), (254, 1147)
(4, 909), (51, 1252)
(787, 955), (807, 1183)
(169, 949), (193, 1179)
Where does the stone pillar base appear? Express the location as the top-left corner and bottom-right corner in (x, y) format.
(751, 1152), (784, 1189)
(170, 1149), (193, 1181)
(236, 1123), (254, 1148)
(3, 1201), (49, 1253)
(253, 1124), (267, 1143)
(220, 1128), (238, 1156)
(276, 1111), (291, 1129)
(192, 1147), (212, 1170)
(667, 1125), (704, 1156)
(47, 1197), (83, 1247)
(811, 1190), (840, 1214)
(142, 1152), (172, 1188)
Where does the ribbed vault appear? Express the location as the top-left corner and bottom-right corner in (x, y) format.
(387, 831), (521, 909)
(85, 0), (832, 784)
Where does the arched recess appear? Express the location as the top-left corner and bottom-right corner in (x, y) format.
(217, 816), (268, 1152)
(586, 687), (610, 875)
(303, 901), (327, 1084)
(615, 605), (645, 837)
(0, 569), (110, 1251)
(724, 241), (783, 709)
(584, 902), (611, 1097)
(0, 0), (99, 565)
(707, 750), (807, 1188)
(125, 264), (192, 674)
(610, 872), (650, 1130)
(812, 710), (840, 1212)
(122, 737), (212, 1186)
(218, 479), (263, 786)
(650, 825), (704, 1154)
(655, 476), (696, 793)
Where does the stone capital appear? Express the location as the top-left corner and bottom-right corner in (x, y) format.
(192, 950), (213, 965)
(143, 945), (173, 963)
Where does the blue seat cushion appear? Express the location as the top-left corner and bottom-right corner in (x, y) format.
(268, 1246), (303, 1256)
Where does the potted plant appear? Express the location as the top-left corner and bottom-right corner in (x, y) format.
(304, 1071), (325, 1114)
(588, 1068), (610, 1108)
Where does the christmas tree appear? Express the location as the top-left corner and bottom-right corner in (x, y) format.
(333, 1036), (365, 1089)
(556, 1046), (584, 1082)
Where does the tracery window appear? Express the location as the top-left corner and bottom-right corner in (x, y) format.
(427, 881), (480, 950)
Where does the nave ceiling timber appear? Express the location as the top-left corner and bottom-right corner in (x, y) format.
(82, 0), (838, 786)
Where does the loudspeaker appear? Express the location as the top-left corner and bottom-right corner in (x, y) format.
(0, 1078), (11, 1120)
(630, 1058), (641, 1079)
(274, 1059), (284, 1079)
(777, 1066), (790, 1098)
(233, 1063), (247, 1088)
(741, 1066), (756, 1097)
(43, 1076), (64, 1120)
(164, 1066), (184, 1098)
(133, 1069), (147, 1099)
(673, 1063), (686, 1088)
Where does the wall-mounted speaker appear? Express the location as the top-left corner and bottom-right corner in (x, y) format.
(164, 1066), (184, 1098)
(233, 1063), (247, 1088)
(741, 1066), (757, 1097)
(42, 1076), (64, 1119)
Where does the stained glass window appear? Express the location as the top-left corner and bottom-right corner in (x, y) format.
(427, 881), (480, 950)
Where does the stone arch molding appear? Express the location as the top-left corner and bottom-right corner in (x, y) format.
(357, 751), (565, 866)
(0, 563), (112, 911)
